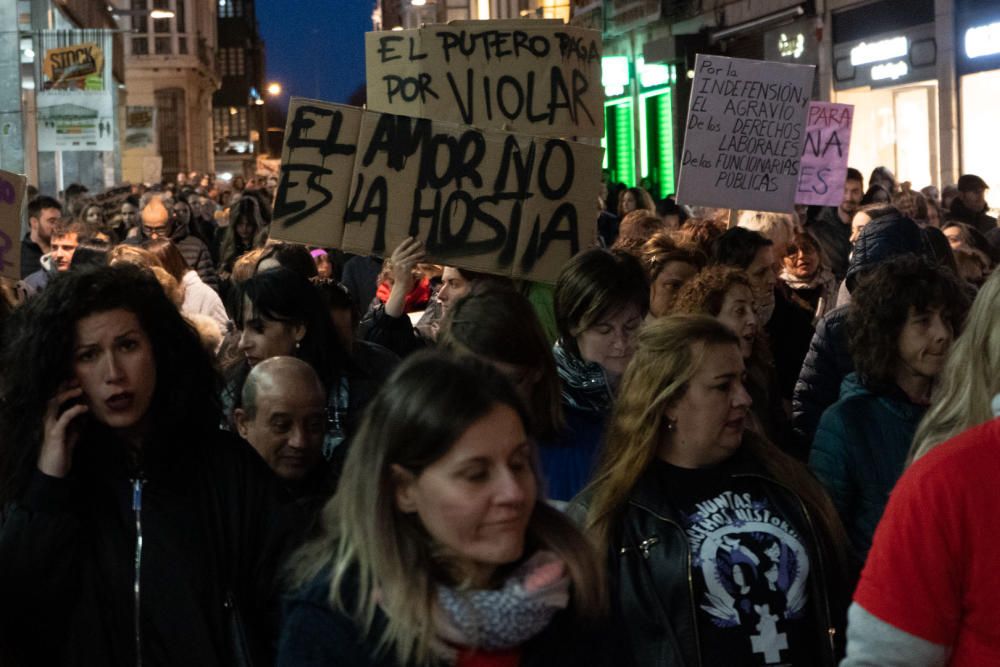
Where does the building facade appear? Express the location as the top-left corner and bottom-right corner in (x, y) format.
(212, 0), (266, 180)
(578, 0), (997, 197)
(116, 0), (220, 183)
(374, 0), (571, 31)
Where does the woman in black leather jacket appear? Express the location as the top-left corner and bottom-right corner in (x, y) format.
(573, 315), (850, 667)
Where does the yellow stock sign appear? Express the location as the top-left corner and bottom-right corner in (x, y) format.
(43, 43), (104, 84)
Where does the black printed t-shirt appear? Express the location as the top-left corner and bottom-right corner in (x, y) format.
(652, 458), (821, 667)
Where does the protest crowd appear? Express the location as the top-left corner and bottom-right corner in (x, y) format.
(0, 159), (997, 667)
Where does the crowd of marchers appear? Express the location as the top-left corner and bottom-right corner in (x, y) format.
(0, 165), (997, 666)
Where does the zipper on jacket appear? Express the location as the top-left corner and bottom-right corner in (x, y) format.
(735, 473), (838, 664)
(131, 478), (145, 667)
(627, 502), (704, 667)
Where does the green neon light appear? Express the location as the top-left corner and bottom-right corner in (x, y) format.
(638, 87), (675, 195)
(604, 98), (634, 186)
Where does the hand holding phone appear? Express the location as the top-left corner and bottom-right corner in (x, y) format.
(37, 383), (89, 478)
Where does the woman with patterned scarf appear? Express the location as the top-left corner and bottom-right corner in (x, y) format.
(277, 352), (615, 667)
(780, 230), (839, 324)
(537, 249), (649, 502)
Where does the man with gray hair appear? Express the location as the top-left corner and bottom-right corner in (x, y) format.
(234, 357), (329, 494)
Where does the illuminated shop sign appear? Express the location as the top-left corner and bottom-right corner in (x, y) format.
(850, 36), (908, 66)
(965, 21), (1000, 59)
(602, 55), (630, 97)
(778, 32), (806, 59)
(871, 60), (909, 81)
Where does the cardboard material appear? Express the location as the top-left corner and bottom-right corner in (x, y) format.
(271, 98), (601, 283)
(95, 185), (132, 220)
(795, 102), (854, 207)
(0, 169), (27, 281)
(676, 54), (815, 213)
(365, 20), (603, 138)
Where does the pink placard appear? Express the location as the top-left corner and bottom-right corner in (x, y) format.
(796, 102), (853, 207)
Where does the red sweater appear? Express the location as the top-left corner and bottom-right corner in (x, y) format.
(454, 646), (521, 667)
(853, 417), (1000, 665)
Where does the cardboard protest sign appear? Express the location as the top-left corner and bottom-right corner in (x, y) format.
(95, 184), (132, 220)
(271, 98), (601, 283)
(0, 169), (27, 281)
(796, 102), (854, 207)
(676, 54), (815, 213)
(365, 20), (603, 138)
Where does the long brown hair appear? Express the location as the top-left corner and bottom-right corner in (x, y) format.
(286, 352), (605, 666)
(584, 315), (849, 579)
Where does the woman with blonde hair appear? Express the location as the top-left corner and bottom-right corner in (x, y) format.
(909, 268), (1000, 462)
(277, 352), (610, 667)
(573, 315), (849, 666)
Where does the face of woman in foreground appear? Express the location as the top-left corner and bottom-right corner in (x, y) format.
(73, 309), (157, 432)
(394, 403), (536, 586)
(661, 342), (752, 468)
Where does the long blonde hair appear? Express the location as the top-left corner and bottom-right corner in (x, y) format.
(584, 315), (740, 553)
(910, 269), (1000, 462)
(286, 352), (605, 666)
(584, 315), (849, 579)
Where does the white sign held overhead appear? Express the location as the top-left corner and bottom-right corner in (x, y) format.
(676, 54), (815, 214)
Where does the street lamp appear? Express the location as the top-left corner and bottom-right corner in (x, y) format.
(266, 82), (282, 97)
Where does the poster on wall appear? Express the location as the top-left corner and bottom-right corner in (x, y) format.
(125, 106), (156, 149)
(36, 32), (116, 152)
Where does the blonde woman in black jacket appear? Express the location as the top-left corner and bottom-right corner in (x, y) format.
(573, 315), (850, 667)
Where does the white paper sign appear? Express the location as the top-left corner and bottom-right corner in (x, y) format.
(676, 54), (815, 213)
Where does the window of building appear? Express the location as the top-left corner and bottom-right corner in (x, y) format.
(218, 0), (242, 17)
(176, 0), (186, 33)
(153, 0), (170, 32)
(446, 0), (471, 21)
(179, 37), (187, 54)
(219, 48), (245, 76)
(156, 88), (187, 180)
(131, 0), (148, 33)
(132, 37), (149, 55)
(155, 37), (172, 54)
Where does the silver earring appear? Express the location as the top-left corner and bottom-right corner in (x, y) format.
(295, 341), (301, 350)
(666, 418), (676, 432)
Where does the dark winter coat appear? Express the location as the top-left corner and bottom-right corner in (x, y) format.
(277, 565), (619, 667)
(0, 430), (295, 667)
(948, 197), (998, 235)
(805, 207), (851, 282)
(791, 305), (853, 454)
(808, 373), (926, 564)
(19, 235), (42, 279)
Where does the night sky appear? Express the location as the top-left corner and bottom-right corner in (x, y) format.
(256, 0), (372, 109)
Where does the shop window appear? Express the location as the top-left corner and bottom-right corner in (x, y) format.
(132, 37), (149, 55)
(155, 37), (172, 54)
(960, 70), (1000, 195)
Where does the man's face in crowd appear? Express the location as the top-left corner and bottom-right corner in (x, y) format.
(31, 207), (61, 245)
(960, 187), (987, 213)
(235, 377), (327, 482)
(51, 233), (79, 271)
(144, 218), (174, 240)
(840, 179), (864, 219)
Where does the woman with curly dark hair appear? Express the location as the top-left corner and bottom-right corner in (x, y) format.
(0, 263), (290, 666)
(640, 231), (706, 318)
(674, 266), (795, 455)
(809, 255), (970, 565)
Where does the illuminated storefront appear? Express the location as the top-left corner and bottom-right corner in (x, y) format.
(601, 55), (677, 196)
(831, 0), (939, 188)
(602, 55), (635, 187)
(958, 2), (1000, 194)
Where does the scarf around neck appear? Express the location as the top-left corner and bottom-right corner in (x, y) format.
(432, 551), (570, 659)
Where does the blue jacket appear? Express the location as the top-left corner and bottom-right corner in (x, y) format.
(808, 373), (926, 564)
(538, 405), (607, 502)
